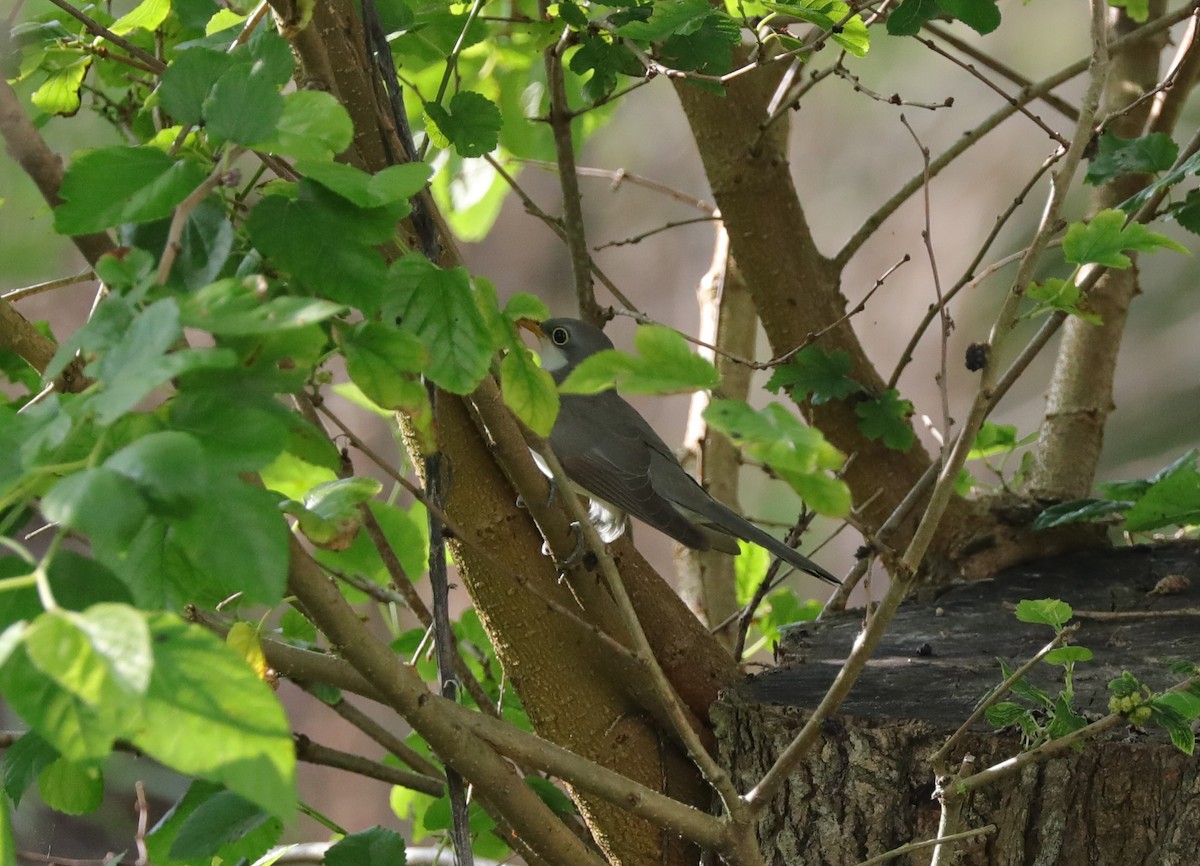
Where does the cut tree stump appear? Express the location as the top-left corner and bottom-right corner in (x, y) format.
(715, 542), (1200, 866)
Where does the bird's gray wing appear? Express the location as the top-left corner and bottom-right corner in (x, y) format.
(552, 392), (711, 550)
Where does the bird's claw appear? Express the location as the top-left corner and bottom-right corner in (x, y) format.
(541, 522), (586, 578)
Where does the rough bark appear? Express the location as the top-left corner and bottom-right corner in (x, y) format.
(1028, 4), (1174, 500)
(270, 5), (741, 862)
(679, 230), (756, 641)
(717, 542), (1200, 865)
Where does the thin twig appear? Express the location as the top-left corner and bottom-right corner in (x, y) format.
(900, 115), (951, 467)
(294, 732), (446, 797)
(853, 824), (996, 866)
(594, 215), (721, 250)
(518, 158), (717, 214)
(930, 626), (1076, 772)
(43, 0), (165, 73)
(1, 268), (95, 302)
(156, 152), (241, 284)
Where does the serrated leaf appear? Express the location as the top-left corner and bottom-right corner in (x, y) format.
(54, 147), (208, 235)
(31, 54), (91, 116)
(854, 389), (916, 451)
(340, 321), (429, 409)
(704, 400), (849, 516)
(568, 33), (641, 102)
(255, 90), (355, 160)
(503, 293), (550, 323)
(383, 255), (493, 394)
(246, 183), (395, 310)
(985, 700), (1029, 727)
(172, 479), (289, 606)
(110, 0), (171, 34)
(559, 325), (719, 395)
(2, 731), (58, 806)
(424, 91), (502, 158)
(41, 468), (149, 551)
(105, 431), (207, 518)
(1033, 497), (1131, 529)
(169, 788), (281, 860)
(501, 349), (559, 436)
(1063, 209), (1188, 269)
(296, 159), (430, 209)
(180, 280), (346, 335)
(1086, 131), (1178, 186)
(1109, 0), (1150, 23)
(325, 826), (407, 866)
(1045, 646), (1093, 665)
(160, 48), (232, 124)
(132, 613), (295, 819)
(765, 346), (862, 405)
(1015, 598), (1073, 629)
(968, 422), (1022, 459)
(203, 61), (284, 145)
(1123, 463), (1200, 532)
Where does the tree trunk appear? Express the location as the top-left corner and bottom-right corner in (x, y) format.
(717, 542), (1200, 864)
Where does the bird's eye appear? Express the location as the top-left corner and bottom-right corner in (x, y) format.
(551, 327), (569, 346)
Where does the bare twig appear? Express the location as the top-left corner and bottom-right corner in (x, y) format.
(294, 732), (446, 797)
(900, 115), (951, 466)
(541, 8), (599, 323)
(1, 268), (96, 302)
(853, 824), (996, 866)
(594, 215), (721, 250)
(156, 153), (241, 284)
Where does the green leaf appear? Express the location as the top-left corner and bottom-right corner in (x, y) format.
(1024, 277), (1098, 323)
(255, 90), (355, 160)
(41, 468), (149, 551)
(105, 431), (208, 518)
(1108, 0), (1150, 23)
(886, 0), (940, 35)
(1015, 598), (1073, 630)
(500, 348), (559, 436)
(297, 160), (431, 209)
(180, 279), (346, 335)
(559, 325), (720, 396)
(1086, 131), (1178, 185)
(985, 700), (1029, 727)
(38, 758), (103, 815)
(172, 479), (289, 606)
(765, 346), (862, 405)
(110, 0), (171, 34)
(125, 198), (235, 291)
(1033, 497), (1131, 530)
(968, 422), (1024, 459)
(2, 731), (58, 805)
(384, 255), (493, 394)
(246, 183), (395, 310)
(704, 400), (849, 516)
(159, 48), (232, 124)
(132, 613), (296, 819)
(291, 476), (382, 549)
(0, 620), (135, 761)
(1046, 693), (1087, 740)
(1123, 462), (1200, 532)
(854, 390), (916, 451)
(340, 321), (430, 409)
(170, 789), (281, 860)
(325, 826), (407, 866)
(568, 33), (642, 102)
(82, 299), (236, 425)
(503, 293), (550, 323)
(203, 60), (285, 145)
(1169, 187), (1200, 235)
(1109, 670), (1142, 698)
(1045, 646), (1093, 665)
(937, 0), (1000, 34)
(1000, 659), (1053, 708)
(525, 776), (576, 816)
(1063, 208), (1188, 269)
(734, 539), (770, 607)
(424, 91), (502, 158)
(54, 147), (208, 235)
(31, 54), (91, 116)
(169, 378), (294, 471)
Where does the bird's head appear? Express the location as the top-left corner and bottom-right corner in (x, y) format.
(516, 317), (614, 375)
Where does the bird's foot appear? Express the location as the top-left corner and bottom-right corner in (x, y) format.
(541, 521), (586, 578)
(518, 478), (558, 511)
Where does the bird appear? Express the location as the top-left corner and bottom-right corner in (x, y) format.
(517, 317), (840, 586)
